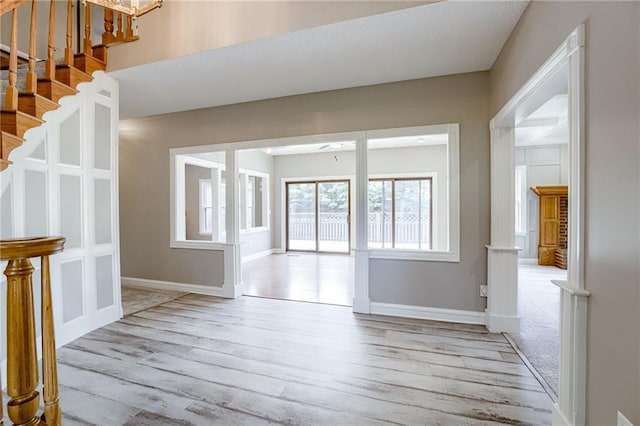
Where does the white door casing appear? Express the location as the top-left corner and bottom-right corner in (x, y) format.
(486, 25), (589, 426)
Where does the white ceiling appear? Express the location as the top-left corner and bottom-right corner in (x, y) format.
(515, 94), (569, 147)
(111, 1), (529, 119)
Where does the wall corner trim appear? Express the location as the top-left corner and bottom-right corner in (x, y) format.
(121, 276), (225, 297)
(370, 302), (485, 325)
(552, 403), (572, 426)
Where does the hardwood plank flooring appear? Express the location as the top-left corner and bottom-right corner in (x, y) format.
(242, 253), (354, 306)
(52, 294), (551, 425)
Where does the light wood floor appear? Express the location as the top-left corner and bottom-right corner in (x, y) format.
(242, 253), (354, 306)
(53, 294), (552, 425)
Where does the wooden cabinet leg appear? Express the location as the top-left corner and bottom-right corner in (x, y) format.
(4, 258), (42, 426)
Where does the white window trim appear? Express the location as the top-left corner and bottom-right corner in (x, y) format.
(239, 168), (270, 234)
(368, 124), (460, 262)
(170, 123), (459, 263)
(198, 179), (213, 236)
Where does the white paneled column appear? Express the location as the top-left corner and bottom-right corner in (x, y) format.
(223, 149), (242, 298)
(485, 126), (520, 333)
(353, 132), (370, 313)
(552, 25), (589, 426)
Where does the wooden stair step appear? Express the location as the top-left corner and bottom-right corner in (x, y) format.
(0, 110), (44, 139)
(37, 78), (77, 103)
(0, 158), (12, 172)
(0, 131), (25, 171)
(18, 92), (59, 120)
(74, 51), (107, 75)
(55, 64), (92, 90)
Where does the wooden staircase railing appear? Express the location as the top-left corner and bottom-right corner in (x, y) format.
(1, 236), (65, 426)
(0, 0), (145, 172)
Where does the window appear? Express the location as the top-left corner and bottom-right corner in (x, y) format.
(366, 123), (459, 261)
(199, 179), (213, 234)
(368, 178), (432, 249)
(515, 165), (527, 234)
(240, 170), (269, 233)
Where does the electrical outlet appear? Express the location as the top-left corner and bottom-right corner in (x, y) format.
(480, 285), (488, 297)
(618, 411), (634, 426)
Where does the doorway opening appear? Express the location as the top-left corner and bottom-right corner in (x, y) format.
(286, 180), (351, 253)
(240, 140), (356, 306)
(507, 67), (569, 399)
(486, 25), (587, 424)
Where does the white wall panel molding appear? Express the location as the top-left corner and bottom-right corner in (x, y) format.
(0, 71), (121, 354)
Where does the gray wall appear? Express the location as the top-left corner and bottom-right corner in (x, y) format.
(119, 71), (490, 312)
(490, 2), (640, 424)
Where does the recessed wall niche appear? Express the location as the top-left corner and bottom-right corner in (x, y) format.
(94, 178), (112, 244)
(94, 103), (111, 170)
(96, 254), (114, 309)
(60, 174), (82, 248)
(61, 259), (84, 323)
(24, 170), (48, 236)
(60, 110), (81, 166)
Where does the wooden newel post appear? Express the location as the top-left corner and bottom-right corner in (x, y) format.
(1, 237), (66, 426)
(5, 257), (41, 426)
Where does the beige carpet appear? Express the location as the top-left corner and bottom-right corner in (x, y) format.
(121, 286), (190, 316)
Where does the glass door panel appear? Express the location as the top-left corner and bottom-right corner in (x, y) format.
(287, 183), (317, 251)
(318, 181), (350, 253)
(368, 180), (392, 248)
(394, 180), (421, 249)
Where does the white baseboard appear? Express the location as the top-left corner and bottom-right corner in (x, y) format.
(552, 403), (571, 426)
(485, 311), (521, 333)
(242, 248), (278, 263)
(370, 302), (485, 325)
(121, 276), (224, 297)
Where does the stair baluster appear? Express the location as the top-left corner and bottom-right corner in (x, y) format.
(83, 2), (92, 55)
(41, 255), (62, 426)
(102, 8), (116, 44)
(64, 0), (73, 66)
(116, 12), (125, 42)
(25, 0), (37, 94)
(5, 8), (18, 111)
(125, 15), (139, 42)
(45, 0), (56, 80)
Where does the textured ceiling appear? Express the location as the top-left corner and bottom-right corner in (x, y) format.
(111, 1), (529, 119)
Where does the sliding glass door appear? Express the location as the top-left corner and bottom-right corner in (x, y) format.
(287, 180), (350, 253)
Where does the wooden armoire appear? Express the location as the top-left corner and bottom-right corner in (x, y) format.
(531, 185), (568, 269)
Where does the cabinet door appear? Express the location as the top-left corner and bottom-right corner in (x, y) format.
(540, 195), (559, 247)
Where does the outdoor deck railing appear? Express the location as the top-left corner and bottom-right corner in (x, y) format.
(288, 212), (431, 246)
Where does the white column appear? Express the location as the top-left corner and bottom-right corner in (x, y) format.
(353, 132), (370, 313)
(223, 149), (242, 298)
(210, 167), (219, 241)
(485, 125), (520, 333)
(552, 25), (588, 426)
(552, 284), (589, 426)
